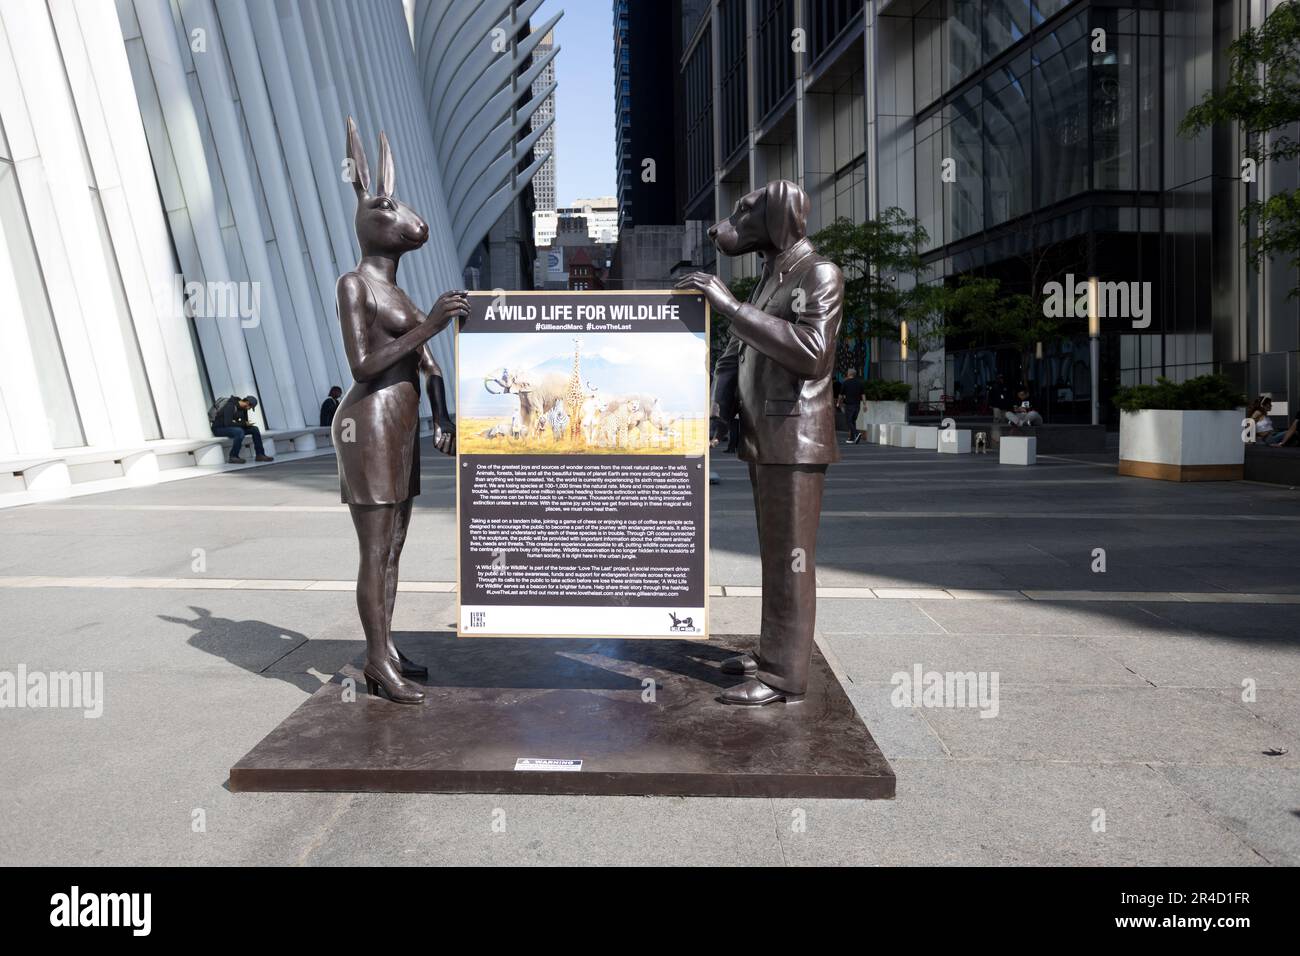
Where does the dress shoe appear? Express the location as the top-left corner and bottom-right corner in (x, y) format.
(363, 660), (425, 704)
(255, 454), (274, 462)
(227, 455), (245, 464)
(718, 677), (804, 706)
(392, 646), (428, 679)
(719, 653), (758, 676)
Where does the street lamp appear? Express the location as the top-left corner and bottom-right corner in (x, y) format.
(899, 321), (909, 402)
(1087, 276), (1100, 426)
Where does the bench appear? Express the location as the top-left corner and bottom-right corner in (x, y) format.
(1244, 443), (1300, 485)
(2, 438), (237, 493)
(216, 426), (333, 460)
(1, 426), (344, 495)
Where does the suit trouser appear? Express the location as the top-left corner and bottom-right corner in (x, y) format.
(747, 462), (827, 694)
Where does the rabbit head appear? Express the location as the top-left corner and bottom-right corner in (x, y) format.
(346, 116), (428, 257)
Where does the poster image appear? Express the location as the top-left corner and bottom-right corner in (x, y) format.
(458, 332), (709, 456)
(456, 291), (709, 639)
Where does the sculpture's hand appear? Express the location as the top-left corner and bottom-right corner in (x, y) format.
(429, 290), (470, 330)
(432, 420), (455, 456)
(709, 417), (729, 448)
(675, 272), (741, 319)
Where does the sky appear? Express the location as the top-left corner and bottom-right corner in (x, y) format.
(541, 0), (616, 204)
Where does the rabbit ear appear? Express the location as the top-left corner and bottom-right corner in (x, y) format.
(345, 116), (370, 197)
(376, 130), (395, 198)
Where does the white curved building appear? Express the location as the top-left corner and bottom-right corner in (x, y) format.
(0, 0), (556, 503)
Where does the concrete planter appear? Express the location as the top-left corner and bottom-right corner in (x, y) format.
(1118, 409), (1245, 481)
(856, 401), (907, 434)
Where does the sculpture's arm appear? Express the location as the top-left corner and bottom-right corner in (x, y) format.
(710, 334), (741, 445)
(726, 262), (844, 380)
(419, 342), (456, 455)
(418, 342), (442, 379)
(423, 350), (452, 424)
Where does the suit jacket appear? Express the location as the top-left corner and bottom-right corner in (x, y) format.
(712, 237), (845, 465)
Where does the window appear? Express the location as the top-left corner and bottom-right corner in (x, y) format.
(1032, 28), (1088, 208)
(984, 0), (1033, 62)
(984, 57), (1031, 226)
(719, 0), (748, 158)
(684, 31), (714, 202)
(755, 0), (795, 120)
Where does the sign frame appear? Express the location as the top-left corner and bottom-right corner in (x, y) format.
(454, 289), (710, 640)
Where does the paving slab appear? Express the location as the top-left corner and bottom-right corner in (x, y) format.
(814, 599), (949, 635)
(771, 760), (1265, 867)
(301, 793), (785, 867)
(918, 685), (1300, 767)
(1080, 629), (1300, 689)
(825, 630), (1149, 688)
(911, 599), (1174, 636)
(1154, 767), (1300, 866)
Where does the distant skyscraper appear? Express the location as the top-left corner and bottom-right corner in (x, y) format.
(531, 29), (557, 241)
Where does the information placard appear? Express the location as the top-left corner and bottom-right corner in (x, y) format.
(456, 291), (709, 638)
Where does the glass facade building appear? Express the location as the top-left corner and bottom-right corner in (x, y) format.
(674, 1), (1294, 425)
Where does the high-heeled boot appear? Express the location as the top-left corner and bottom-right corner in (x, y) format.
(392, 646), (428, 679)
(363, 657), (425, 704)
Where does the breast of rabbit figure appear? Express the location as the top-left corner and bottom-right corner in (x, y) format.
(363, 281), (421, 339)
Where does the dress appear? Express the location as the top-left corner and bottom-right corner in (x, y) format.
(332, 272), (422, 504)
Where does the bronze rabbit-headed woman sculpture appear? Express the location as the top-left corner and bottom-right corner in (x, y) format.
(333, 116), (468, 704)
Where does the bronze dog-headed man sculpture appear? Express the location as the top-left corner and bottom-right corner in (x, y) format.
(677, 180), (844, 706)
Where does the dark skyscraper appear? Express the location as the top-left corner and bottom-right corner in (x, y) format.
(613, 0), (680, 229)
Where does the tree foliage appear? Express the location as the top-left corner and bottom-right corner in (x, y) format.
(859, 379), (913, 402)
(1180, 0), (1300, 293)
(812, 209), (932, 341)
(938, 275), (1067, 385)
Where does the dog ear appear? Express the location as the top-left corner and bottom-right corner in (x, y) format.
(764, 179), (810, 249)
(376, 130), (395, 198)
(345, 116), (370, 198)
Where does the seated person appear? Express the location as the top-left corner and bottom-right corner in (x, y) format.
(1250, 396), (1298, 447)
(1006, 389), (1043, 428)
(211, 395), (273, 464)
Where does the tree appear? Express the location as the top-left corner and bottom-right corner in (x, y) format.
(1180, 0), (1300, 295)
(944, 274), (1066, 388)
(811, 208), (938, 376)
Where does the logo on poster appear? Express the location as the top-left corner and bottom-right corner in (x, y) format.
(469, 611), (486, 629)
(668, 612), (698, 633)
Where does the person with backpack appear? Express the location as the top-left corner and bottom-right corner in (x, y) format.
(210, 395), (273, 464)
